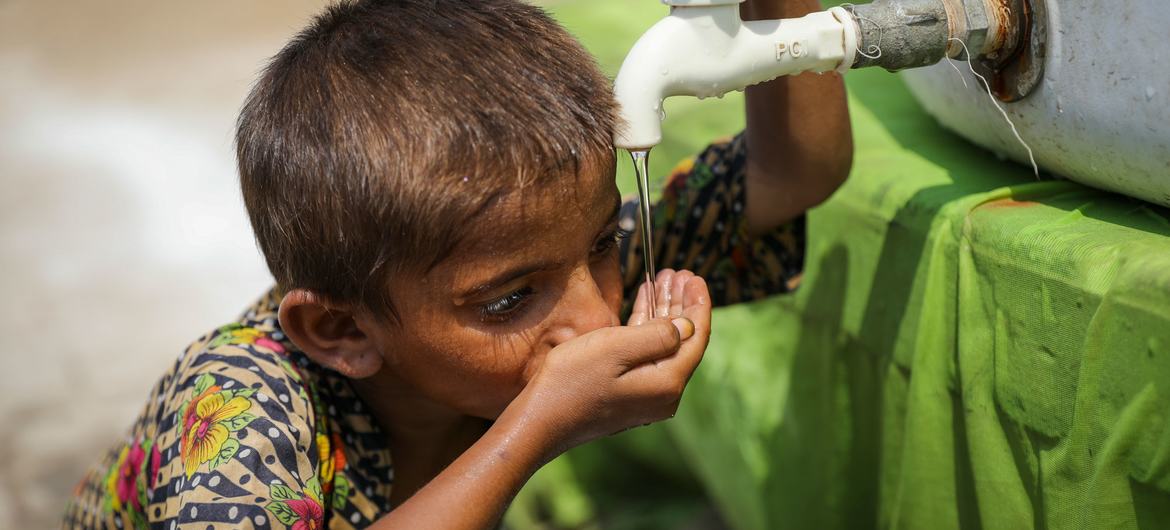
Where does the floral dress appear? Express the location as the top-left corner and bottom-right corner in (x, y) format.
(62, 133), (803, 530)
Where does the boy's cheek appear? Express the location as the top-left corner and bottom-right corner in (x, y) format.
(407, 331), (545, 418)
(373, 273), (621, 416)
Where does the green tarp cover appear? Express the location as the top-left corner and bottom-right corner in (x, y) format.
(508, 2), (1170, 529)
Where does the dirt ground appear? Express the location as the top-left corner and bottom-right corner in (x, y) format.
(0, 2), (324, 526)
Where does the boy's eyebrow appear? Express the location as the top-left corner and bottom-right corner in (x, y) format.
(456, 261), (564, 303)
(456, 199), (621, 303)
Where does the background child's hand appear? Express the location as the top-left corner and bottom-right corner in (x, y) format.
(512, 270), (711, 460)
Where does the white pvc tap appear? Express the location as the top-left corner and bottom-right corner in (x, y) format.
(613, 0), (858, 149)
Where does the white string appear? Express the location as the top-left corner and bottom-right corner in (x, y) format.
(840, 3), (882, 60)
(947, 37), (1040, 179)
(946, 58), (970, 89)
(830, 13), (1040, 179)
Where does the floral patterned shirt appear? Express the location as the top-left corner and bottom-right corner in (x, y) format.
(62, 133), (804, 530)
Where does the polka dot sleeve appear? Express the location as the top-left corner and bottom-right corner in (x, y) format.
(620, 132), (806, 313)
(63, 332), (325, 530)
(168, 346), (321, 530)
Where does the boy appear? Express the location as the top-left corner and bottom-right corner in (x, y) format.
(64, 0), (850, 528)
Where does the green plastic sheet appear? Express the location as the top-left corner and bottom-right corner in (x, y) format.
(667, 65), (1170, 528)
(508, 2), (1170, 529)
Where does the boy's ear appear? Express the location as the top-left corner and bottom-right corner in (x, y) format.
(278, 289), (382, 379)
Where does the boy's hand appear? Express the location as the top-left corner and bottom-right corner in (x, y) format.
(515, 269), (711, 459)
(372, 273), (708, 529)
(627, 269), (704, 325)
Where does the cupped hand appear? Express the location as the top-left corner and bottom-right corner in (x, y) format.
(512, 269), (712, 460)
(626, 268), (705, 326)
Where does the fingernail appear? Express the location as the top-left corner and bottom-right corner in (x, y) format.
(672, 317), (695, 340)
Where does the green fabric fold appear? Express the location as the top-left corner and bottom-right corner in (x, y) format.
(507, 3), (1170, 529)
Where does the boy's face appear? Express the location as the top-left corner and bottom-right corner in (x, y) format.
(362, 156), (626, 419)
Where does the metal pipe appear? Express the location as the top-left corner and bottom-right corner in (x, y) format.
(842, 0), (1043, 100)
(847, 0), (1020, 71)
(848, 0), (952, 71)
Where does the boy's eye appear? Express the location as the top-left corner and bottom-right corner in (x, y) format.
(479, 286), (535, 323)
(592, 227), (632, 256)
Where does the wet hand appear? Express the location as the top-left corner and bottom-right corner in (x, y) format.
(514, 270), (712, 459)
(627, 268), (704, 325)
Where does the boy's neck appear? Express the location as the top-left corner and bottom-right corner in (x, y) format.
(349, 371), (491, 505)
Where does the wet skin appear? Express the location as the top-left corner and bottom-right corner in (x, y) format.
(278, 154), (710, 507)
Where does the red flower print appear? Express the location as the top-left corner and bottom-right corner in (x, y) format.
(102, 437), (158, 522)
(331, 431), (347, 473)
(286, 497), (324, 530)
(255, 337), (286, 353)
(115, 444), (146, 511)
(147, 443), (162, 490)
(266, 478), (326, 528)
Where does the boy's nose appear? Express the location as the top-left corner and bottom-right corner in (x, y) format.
(543, 267), (620, 348)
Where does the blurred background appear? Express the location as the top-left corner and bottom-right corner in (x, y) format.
(0, 1), (335, 526)
(0, 1), (732, 527)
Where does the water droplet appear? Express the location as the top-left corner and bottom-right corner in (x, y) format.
(1147, 86), (1158, 101)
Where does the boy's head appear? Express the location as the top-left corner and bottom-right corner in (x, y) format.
(240, 0), (627, 417)
(239, 0), (617, 316)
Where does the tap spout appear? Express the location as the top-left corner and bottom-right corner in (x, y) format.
(613, 4), (858, 150)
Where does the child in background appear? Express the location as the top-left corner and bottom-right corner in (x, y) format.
(64, 0), (850, 528)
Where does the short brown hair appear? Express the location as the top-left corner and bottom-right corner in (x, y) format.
(237, 0), (617, 319)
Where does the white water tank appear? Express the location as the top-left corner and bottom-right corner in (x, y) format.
(901, 0), (1170, 205)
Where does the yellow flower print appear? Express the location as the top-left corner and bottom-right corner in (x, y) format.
(179, 374), (257, 477)
(314, 431), (350, 510)
(208, 324), (286, 353)
(317, 433), (334, 484)
(104, 445), (130, 512)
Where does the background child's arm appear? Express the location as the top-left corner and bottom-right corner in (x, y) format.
(741, 0), (853, 236)
(370, 277), (712, 530)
